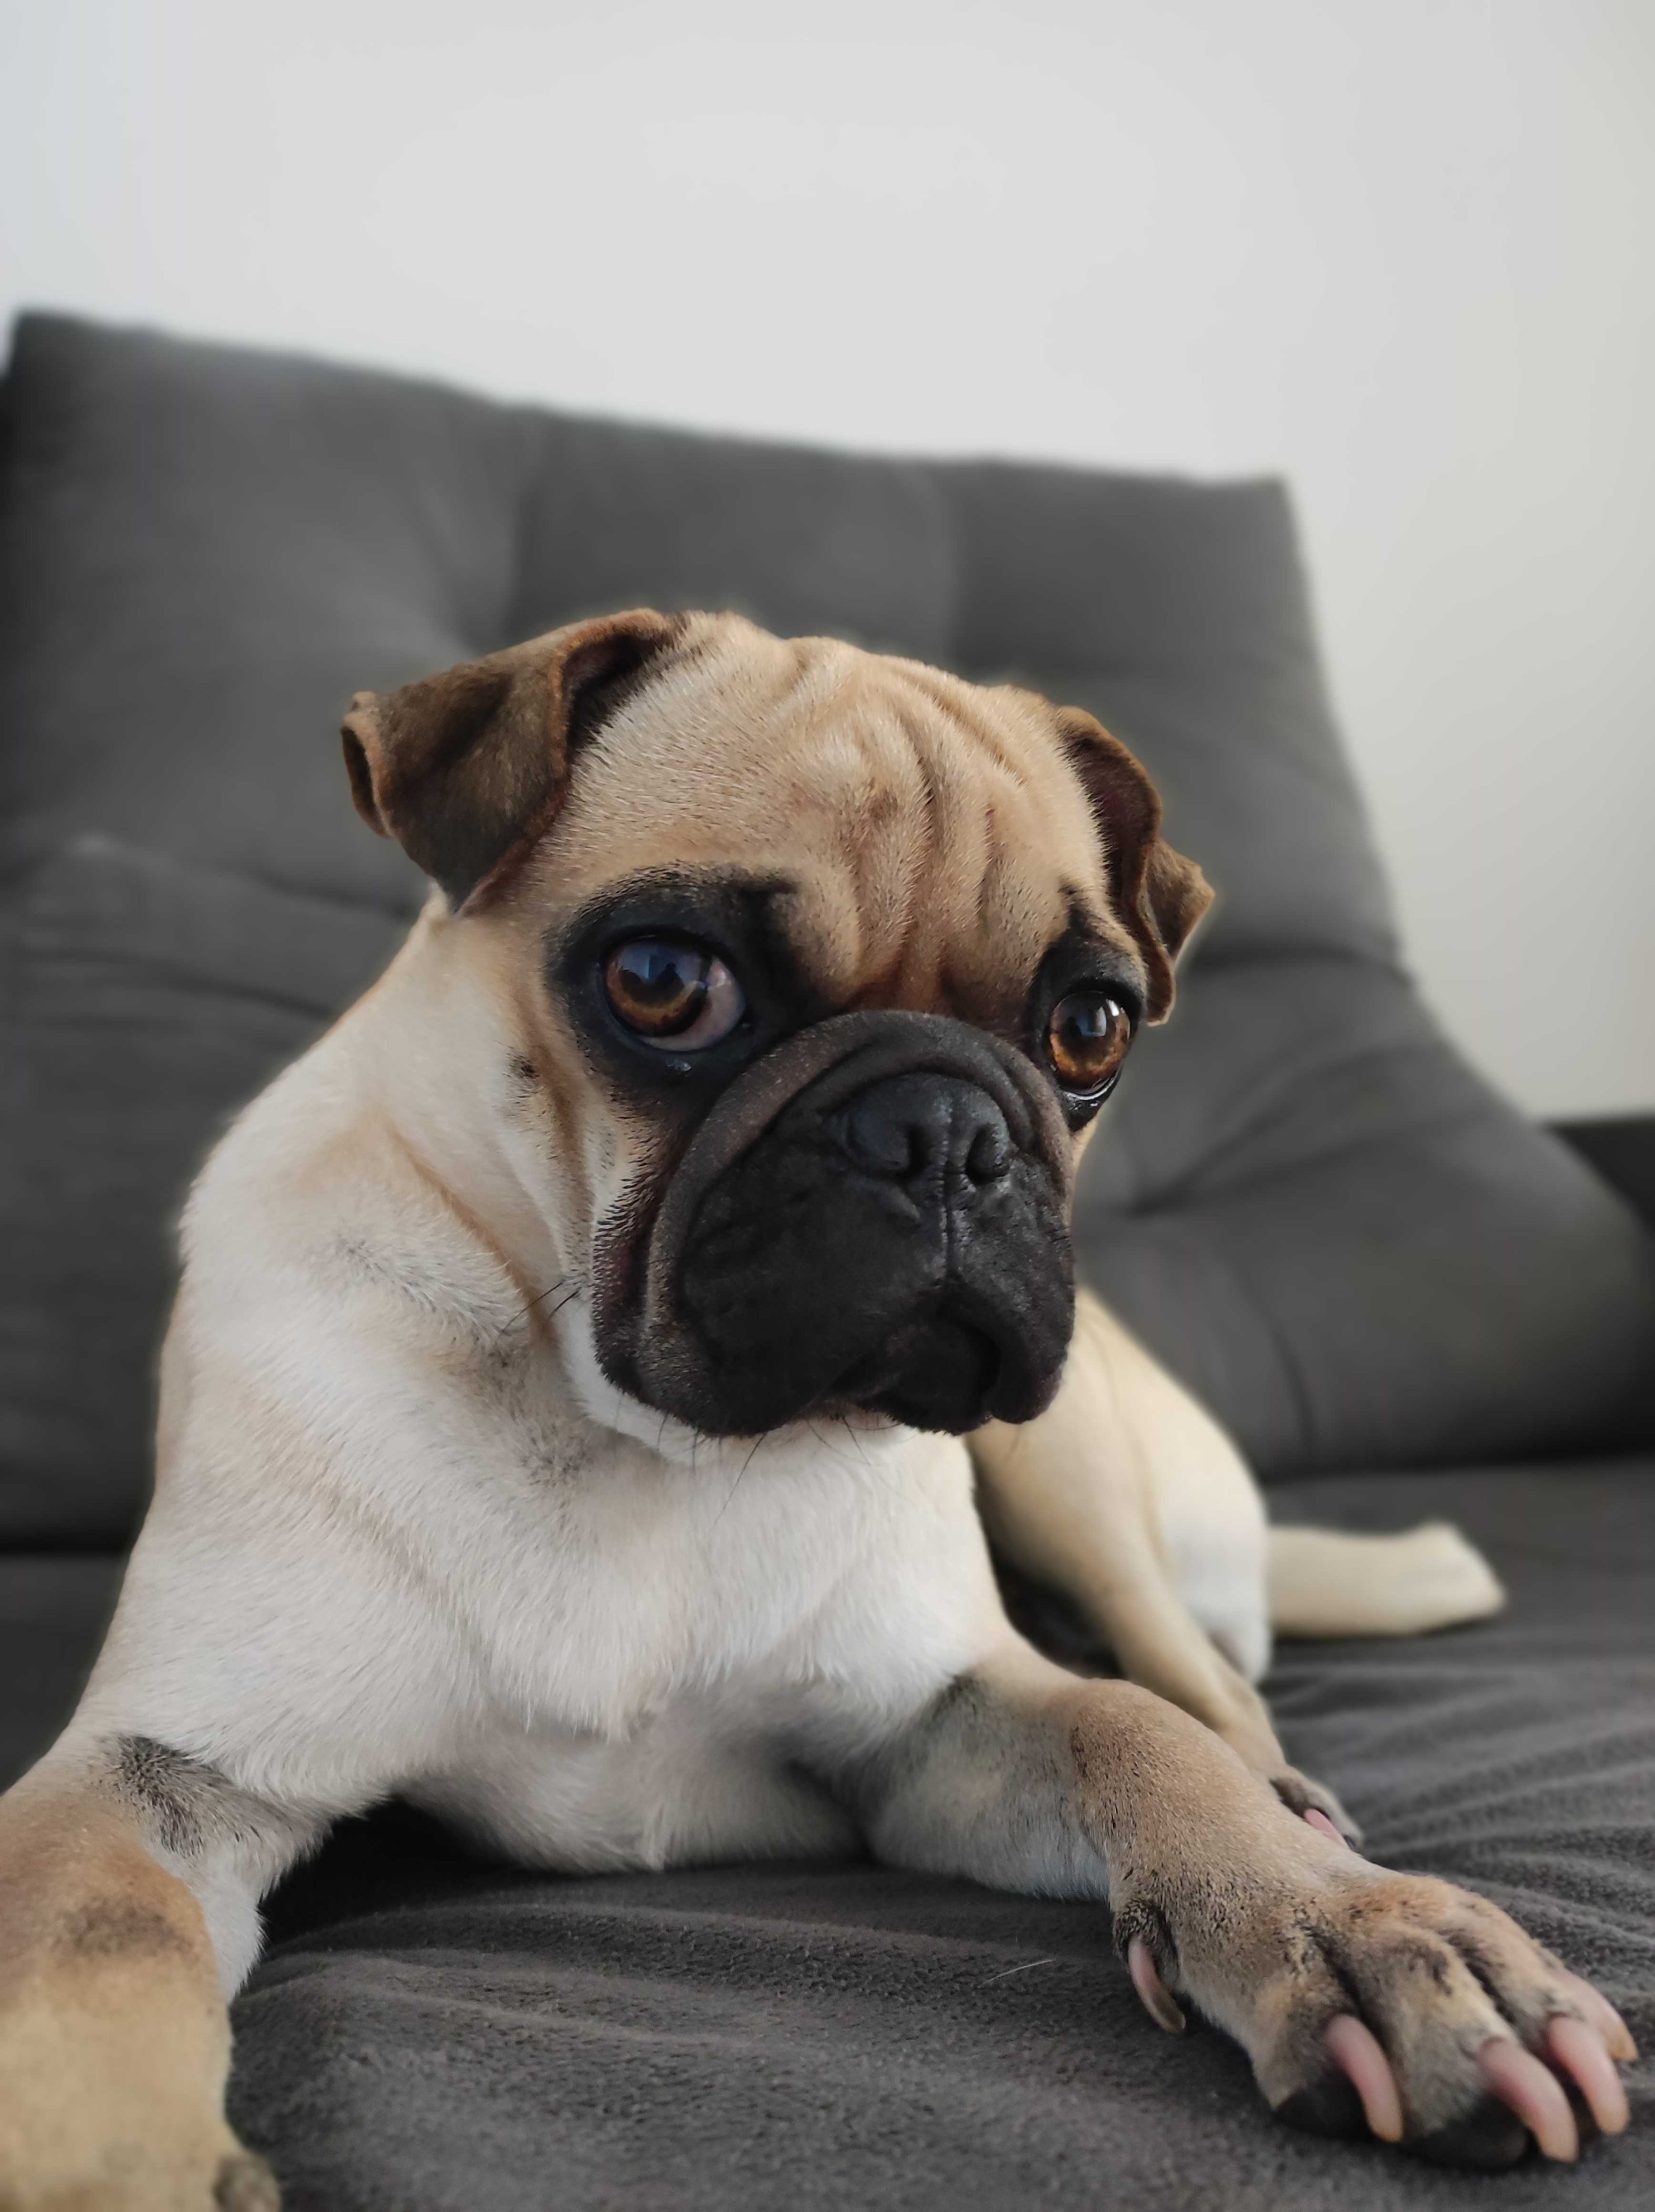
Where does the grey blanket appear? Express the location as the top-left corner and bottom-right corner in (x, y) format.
(213, 1463), (1653, 2210)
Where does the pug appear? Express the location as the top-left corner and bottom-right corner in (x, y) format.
(0, 611), (1633, 2208)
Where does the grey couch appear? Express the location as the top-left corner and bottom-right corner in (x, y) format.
(2, 313), (1652, 2210)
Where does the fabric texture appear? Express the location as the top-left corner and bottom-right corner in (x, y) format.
(3, 314), (1652, 1544)
(2, 1464), (1650, 2209)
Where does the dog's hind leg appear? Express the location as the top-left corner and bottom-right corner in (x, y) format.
(971, 1291), (1288, 1780)
(976, 1292), (1504, 1669)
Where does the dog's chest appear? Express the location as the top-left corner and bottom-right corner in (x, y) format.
(466, 1411), (997, 1740)
(400, 1408), (1005, 1870)
(405, 1415), (1000, 1867)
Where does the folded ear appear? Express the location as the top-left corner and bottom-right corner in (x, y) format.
(341, 609), (688, 910)
(1053, 705), (1213, 1021)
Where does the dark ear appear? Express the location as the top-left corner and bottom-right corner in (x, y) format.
(1053, 706), (1213, 1021)
(341, 608), (687, 909)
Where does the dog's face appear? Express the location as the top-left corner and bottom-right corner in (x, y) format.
(343, 611), (1209, 1440)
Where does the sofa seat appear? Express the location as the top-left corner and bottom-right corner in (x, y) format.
(0, 1464), (1593, 2210)
(6, 1467), (1648, 2207)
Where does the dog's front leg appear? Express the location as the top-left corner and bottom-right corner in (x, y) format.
(0, 1740), (317, 2210)
(855, 1641), (1635, 2166)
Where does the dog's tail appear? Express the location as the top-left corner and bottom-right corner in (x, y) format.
(1266, 1522), (1506, 1639)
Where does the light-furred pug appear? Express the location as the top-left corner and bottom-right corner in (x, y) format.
(0, 611), (1635, 2208)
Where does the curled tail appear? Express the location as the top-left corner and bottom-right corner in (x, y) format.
(1267, 1522), (1506, 1640)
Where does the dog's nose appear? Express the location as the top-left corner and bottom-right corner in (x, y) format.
(834, 1074), (1013, 1194)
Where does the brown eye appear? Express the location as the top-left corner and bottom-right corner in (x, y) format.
(1046, 990), (1132, 1094)
(602, 937), (746, 1049)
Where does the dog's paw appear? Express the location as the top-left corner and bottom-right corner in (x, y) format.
(1122, 1847), (1635, 2166)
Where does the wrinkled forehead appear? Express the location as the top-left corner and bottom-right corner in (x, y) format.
(536, 626), (1119, 1024)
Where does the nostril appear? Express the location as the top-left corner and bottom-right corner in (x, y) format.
(965, 1117), (1011, 1185)
(839, 1095), (919, 1178)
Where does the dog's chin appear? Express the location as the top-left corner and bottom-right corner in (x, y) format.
(563, 1319), (910, 1482)
(603, 1273), (1070, 1442)
(608, 1351), (1040, 1447)
(828, 1310), (1010, 1434)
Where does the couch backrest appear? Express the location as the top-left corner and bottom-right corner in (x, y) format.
(2, 313), (1650, 1546)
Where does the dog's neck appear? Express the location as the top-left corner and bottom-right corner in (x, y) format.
(353, 917), (575, 1317)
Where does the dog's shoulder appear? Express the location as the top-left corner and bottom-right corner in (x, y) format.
(180, 976), (527, 1347)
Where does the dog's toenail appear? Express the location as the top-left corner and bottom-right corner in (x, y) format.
(1479, 2040), (1578, 2162)
(1547, 2013), (1631, 2130)
(1126, 1934), (1186, 2032)
(1324, 2014), (1404, 2142)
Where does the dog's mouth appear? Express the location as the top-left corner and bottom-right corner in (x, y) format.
(592, 1010), (1077, 1439)
(831, 1307), (1005, 1433)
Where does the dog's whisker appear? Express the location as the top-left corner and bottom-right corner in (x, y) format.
(836, 1413), (904, 1502)
(709, 1434), (767, 1532)
(837, 1414), (871, 1468)
(496, 1274), (571, 1341)
(806, 1415), (873, 1482)
(796, 1413), (903, 1504)
(981, 1956), (1057, 1986)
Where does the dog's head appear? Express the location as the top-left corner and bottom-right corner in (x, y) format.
(343, 611), (1209, 1440)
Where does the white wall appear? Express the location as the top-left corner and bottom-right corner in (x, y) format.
(3, 0), (1650, 1115)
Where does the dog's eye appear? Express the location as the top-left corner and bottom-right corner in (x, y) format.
(1046, 990), (1132, 1095)
(602, 937), (746, 1049)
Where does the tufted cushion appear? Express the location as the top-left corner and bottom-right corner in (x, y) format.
(2, 313), (1651, 1543)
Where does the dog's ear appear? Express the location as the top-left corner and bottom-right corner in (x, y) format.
(1053, 706), (1213, 1021)
(341, 609), (687, 910)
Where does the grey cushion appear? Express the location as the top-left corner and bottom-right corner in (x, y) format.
(3, 1462), (1650, 2208)
(0, 838), (402, 1543)
(0, 1552), (121, 1790)
(3, 312), (1652, 1545)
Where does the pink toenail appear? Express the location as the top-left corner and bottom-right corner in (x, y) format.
(1302, 1807), (1349, 1847)
(1126, 1934), (1186, 2033)
(1547, 2015), (1630, 2135)
(1478, 2040), (1578, 2162)
(1324, 2014), (1403, 2142)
